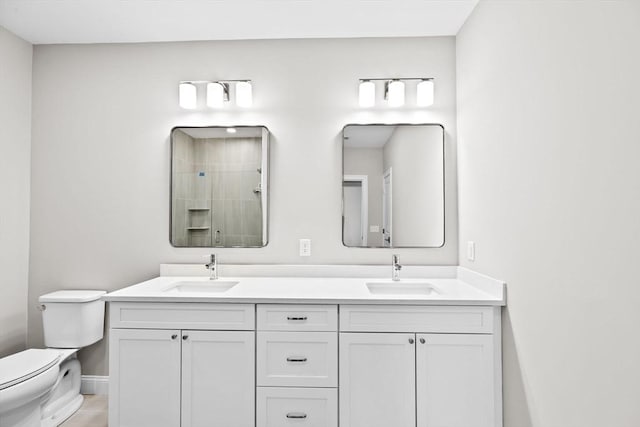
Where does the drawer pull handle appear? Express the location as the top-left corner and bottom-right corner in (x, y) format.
(287, 316), (308, 321)
(171, 334), (178, 340)
(286, 357), (308, 363)
(286, 412), (308, 419)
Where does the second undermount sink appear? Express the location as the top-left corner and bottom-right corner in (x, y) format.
(164, 281), (239, 293)
(366, 282), (437, 296)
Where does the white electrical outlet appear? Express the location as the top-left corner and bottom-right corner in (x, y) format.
(467, 241), (475, 261)
(299, 239), (311, 257)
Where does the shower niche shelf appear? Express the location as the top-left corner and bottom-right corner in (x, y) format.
(186, 206), (212, 240)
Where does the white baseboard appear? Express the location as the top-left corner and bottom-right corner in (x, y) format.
(80, 375), (109, 395)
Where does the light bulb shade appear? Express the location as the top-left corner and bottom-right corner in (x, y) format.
(387, 81), (405, 107)
(236, 81), (253, 107)
(179, 83), (197, 109)
(417, 79), (435, 107)
(359, 81), (375, 107)
(207, 82), (225, 108)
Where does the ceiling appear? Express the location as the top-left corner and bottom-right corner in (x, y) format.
(0, 0), (478, 45)
(344, 125), (396, 149)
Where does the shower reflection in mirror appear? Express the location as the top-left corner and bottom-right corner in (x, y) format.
(342, 124), (444, 248)
(170, 126), (269, 247)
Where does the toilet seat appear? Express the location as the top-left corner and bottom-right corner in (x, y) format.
(0, 349), (61, 390)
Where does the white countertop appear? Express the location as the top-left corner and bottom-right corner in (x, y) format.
(104, 265), (506, 306)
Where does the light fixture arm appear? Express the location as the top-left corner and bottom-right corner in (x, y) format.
(358, 77), (434, 83)
(179, 79), (252, 84)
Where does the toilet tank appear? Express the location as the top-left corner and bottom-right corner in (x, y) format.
(39, 290), (107, 348)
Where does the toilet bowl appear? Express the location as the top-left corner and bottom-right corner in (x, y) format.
(0, 290), (105, 427)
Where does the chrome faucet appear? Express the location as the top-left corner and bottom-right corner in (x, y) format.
(205, 254), (217, 280)
(392, 254), (402, 281)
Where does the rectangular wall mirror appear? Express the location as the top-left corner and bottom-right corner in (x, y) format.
(170, 126), (269, 247)
(342, 124), (444, 248)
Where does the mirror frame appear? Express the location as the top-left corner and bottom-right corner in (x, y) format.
(341, 123), (445, 249)
(169, 125), (270, 248)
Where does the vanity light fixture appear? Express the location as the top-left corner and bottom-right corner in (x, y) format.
(179, 83), (197, 109)
(357, 77), (435, 108)
(235, 81), (253, 107)
(385, 80), (405, 107)
(178, 79), (253, 109)
(416, 79), (435, 107)
(359, 80), (376, 107)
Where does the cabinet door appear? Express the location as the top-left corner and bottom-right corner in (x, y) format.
(181, 330), (255, 427)
(108, 328), (181, 427)
(416, 334), (495, 427)
(339, 333), (416, 427)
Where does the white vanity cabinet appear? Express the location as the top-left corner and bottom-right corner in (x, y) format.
(339, 305), (501, 427)
(108, 303), (255, 427)
(106, 296), (503, 427)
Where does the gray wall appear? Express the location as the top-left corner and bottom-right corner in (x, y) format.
(383, 126), (444, 246)
(0, 26), (32, 357)
(28, 37), (459, 374)
(457, 2), (640, 426)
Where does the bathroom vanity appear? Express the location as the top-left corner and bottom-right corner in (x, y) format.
(104, 266), (505, 427)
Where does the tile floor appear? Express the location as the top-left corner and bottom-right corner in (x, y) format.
(60, 395), (108, 427)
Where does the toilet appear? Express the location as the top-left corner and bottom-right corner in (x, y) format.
(0, 290), (106, 427)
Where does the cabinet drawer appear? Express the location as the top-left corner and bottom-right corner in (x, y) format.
(257, 332), (337, 387)
(109, 302), (255, 330)
(257, 387), (337, 427)
(257, 305), (337, 331)
(340, 305), (494, 334)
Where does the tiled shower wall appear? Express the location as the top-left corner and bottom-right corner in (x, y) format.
(172, 130), (263, 247)
(172, 130), (197, 246)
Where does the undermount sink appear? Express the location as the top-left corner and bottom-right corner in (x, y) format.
(164, 281), (239, 293)
(366, 282), (437, 296)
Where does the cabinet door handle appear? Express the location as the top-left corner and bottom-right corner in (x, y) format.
(286, 356), (308, 363)
(287, 316), (308, 321)
(420, 338), (426, 344)
(182, 335), (189, 341)
(409, 338), (415, 344)
(171, 334), (178, 340)
(286, 412), (308, 419)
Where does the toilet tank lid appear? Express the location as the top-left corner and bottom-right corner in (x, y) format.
(0, 349), (61, 390)
(39, 290), (106, 303)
